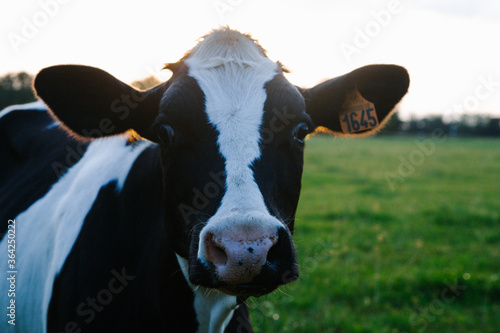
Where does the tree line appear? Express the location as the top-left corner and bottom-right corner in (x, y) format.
(379, 112), (500, 137)
(0, 72), (499, 137)
(0, 72), (37, 110)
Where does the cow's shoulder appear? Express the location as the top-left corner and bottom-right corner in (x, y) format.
(0, 101), (60, 160)
(0, 102), (87, 233)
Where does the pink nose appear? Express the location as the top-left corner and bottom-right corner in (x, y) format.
(203, 230), (278, 285)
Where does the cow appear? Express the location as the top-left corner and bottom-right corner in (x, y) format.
(0, 27), (409, 333)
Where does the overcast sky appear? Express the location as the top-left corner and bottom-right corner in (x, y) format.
(1, 0), (499, 120)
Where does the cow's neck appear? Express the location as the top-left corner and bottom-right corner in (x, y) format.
(176, 255), (238, 333)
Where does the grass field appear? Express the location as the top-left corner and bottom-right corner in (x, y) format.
(249, 136), (500, 333)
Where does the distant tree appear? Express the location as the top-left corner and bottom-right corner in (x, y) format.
(458, 115), (500, 137)
(0, 72), (37, 110)
(423, 116), (448, 134)
(484, 118), (500, 137)
(378, 111), (402, 135)
(131, 76), (162, 90)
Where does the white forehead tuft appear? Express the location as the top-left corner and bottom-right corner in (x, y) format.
(186, 27), (269, 69)
(185, 28), (279, 217)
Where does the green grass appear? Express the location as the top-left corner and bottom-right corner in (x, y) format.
(249, 136), (500, 333)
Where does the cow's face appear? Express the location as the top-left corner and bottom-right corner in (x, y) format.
(34, 28), (409, 298)
(155, 39), (310, 295)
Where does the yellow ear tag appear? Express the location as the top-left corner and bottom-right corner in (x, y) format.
(339, 90), (378, 134)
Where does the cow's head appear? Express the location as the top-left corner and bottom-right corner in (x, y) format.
(34, 28), (409, 298)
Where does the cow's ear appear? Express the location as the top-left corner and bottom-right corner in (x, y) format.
(300, 64), (409, 135)
(34, 65), (166, 140)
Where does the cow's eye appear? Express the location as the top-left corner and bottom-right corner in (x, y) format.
(293, 122), (309, 144)
(158, 124), (175, 146)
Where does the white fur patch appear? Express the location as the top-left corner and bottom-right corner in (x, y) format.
(0, 136), (151, 333)
(0, 100), (60, 130)
(176, 254), (238, 333)
(185, 29), (284, 260)
(0, 100), (47, 118)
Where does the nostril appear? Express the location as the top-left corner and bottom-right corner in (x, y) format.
(205, 233), (228, 266)
(266, 239), (280, 268)
(265, 228), (297, 273)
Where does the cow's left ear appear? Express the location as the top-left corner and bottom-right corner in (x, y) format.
(300, 64), (409, 135)
(34, 65), (167, 140)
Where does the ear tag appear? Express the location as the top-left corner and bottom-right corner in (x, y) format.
(339, 90), (378, 133)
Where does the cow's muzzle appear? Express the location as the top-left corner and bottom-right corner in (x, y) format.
(189, 225), (299, 297)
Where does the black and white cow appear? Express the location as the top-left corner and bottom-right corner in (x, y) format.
(0, 28), (409, 332)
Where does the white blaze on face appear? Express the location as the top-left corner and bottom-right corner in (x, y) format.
(184, 29), (284, 259)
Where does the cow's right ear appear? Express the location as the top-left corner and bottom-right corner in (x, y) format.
(34, 65), (167, 140)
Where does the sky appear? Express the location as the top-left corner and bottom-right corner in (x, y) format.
(1, 0), (499, 120)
